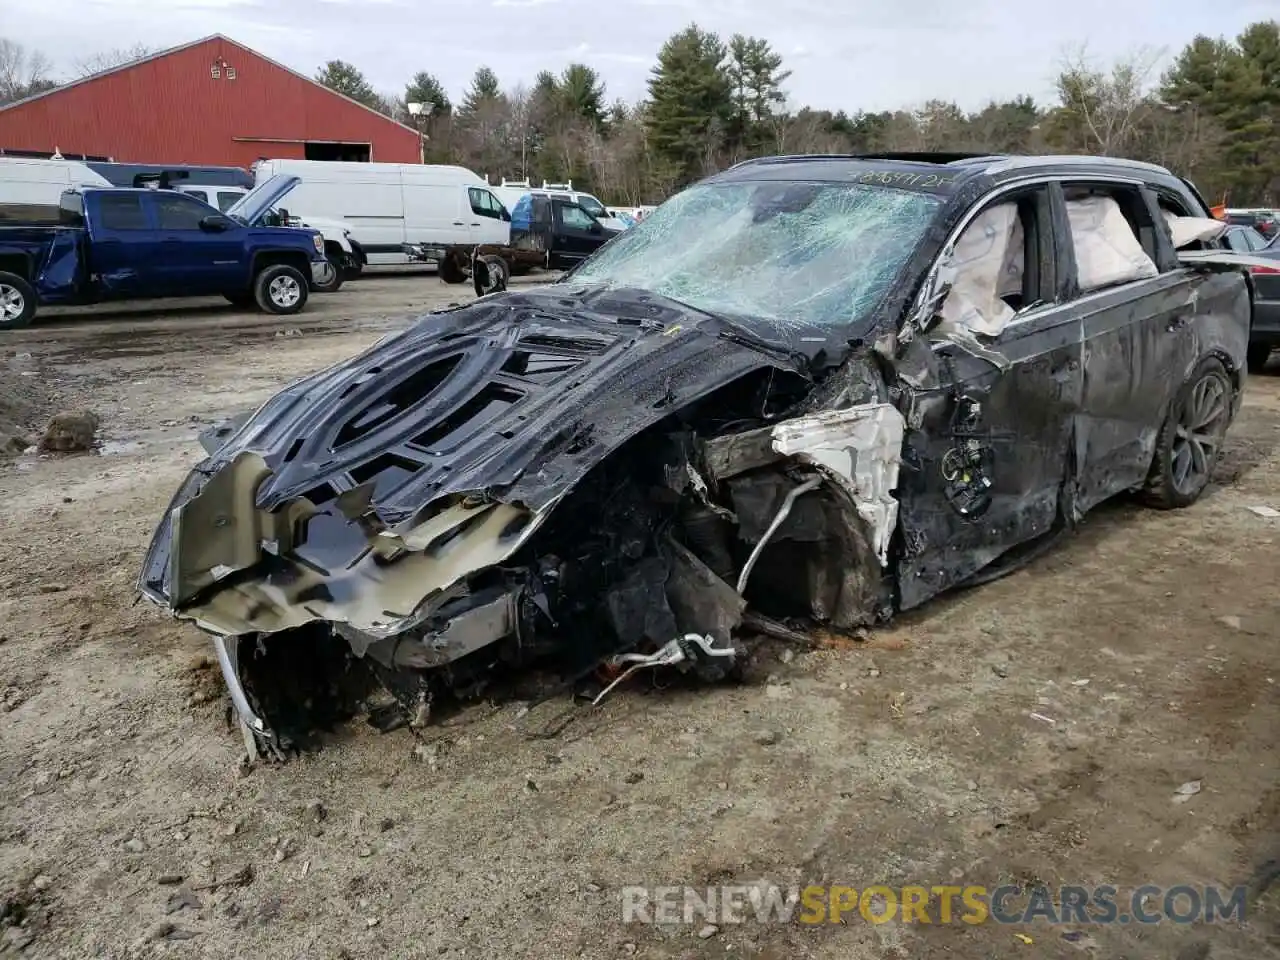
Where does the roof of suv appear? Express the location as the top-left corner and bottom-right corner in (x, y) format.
(712, 152), (1183, 193)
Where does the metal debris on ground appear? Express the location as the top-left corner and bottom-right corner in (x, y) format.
(1173, 779), (1202, 803)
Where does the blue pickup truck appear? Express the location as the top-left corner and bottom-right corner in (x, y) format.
(0, 187), (331, 330)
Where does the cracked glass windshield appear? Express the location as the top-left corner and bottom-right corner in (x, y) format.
(566, 180), (941, 338)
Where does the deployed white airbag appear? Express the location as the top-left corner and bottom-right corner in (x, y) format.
(1066, 196), (1158, 291)
(1161, 210), (1226, 249)
(938, 202), (1024, 336)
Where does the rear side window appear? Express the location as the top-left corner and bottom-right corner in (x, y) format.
(1060, 184), (1159, 292)
(97, 194), (148, 230)
(216, 191), (242, 212)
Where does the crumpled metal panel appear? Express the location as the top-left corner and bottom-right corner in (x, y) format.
(138, 285), (803, 636)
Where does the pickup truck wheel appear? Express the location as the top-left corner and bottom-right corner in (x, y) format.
(438, 254), (466, 285)
(0, 272), (36, 331)
(254, 265), (309, 315)
(313, 258), (344, 293)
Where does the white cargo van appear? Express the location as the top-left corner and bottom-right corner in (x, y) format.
(249, 159), (511, 266)
(0, 158), (112, 222)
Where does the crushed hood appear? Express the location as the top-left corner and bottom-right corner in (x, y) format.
(138, 285), (804, 636)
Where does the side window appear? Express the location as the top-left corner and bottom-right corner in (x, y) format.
(1245, 229), (1266, 251)
(184, 190), (209, 204)
(1061, 184), (1159, 292)
(97, 194), (148, 230)
(578, 195), (607, 218)
(468, 189), (503, 219)
(558, 204), (596, 230)
(937, 187), (1050, 337)
(154, 193), (210, 230)
(216, 191), (242, 212)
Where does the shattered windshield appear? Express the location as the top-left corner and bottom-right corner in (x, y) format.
(567, 180), (941, 338)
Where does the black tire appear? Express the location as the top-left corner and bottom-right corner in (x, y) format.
(312, 255), (345, 293)
(224, 292), (253, 308)
(1247, 342), (1271, 374)
(0, 271), (37, 330)
(1141, 356), (1233, 510)
(439, 254), (466, 285)
(344, 261), (364, 279)
(253, 264), (309, 315)
(473, 254), (510, 297)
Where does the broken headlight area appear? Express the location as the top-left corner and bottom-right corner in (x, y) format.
(163, 370), (903, 759)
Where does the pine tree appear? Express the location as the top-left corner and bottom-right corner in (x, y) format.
(405, 71), (451, 117)
(461, 66), (502, 116)
(315, 60), (383, 111)
(560, 63), (607, 130)
(645, 24), (734, 184)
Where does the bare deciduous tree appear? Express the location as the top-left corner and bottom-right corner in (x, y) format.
(74, 43), (153, 78)
(0, 37), (55, 104)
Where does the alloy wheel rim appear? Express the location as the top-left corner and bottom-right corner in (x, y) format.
(1171, 371), (1229, 495)
(0, 284), (24, 320)
(269, 275), (301, 307)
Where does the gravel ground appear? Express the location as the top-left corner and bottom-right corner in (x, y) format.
(0, 270), (1278, 959)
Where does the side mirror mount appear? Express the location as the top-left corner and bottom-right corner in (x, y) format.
(199, 215), (232, 232)
(589, 221), (602, 234)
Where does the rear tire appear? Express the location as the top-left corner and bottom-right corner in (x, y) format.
(439, 253), (466, 285)
(1141, 356), (1232, 510)
(253, 264), (308, 315)
(474, 254), (510, 296)
(313, 256), (345, 293)
(0, 272), (36, 330)
(1247, 342), (1271, 373)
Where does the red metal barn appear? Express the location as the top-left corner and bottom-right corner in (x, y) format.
(0, 35), (421, 167)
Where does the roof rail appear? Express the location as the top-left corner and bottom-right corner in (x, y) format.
(541, 180), (573, 191)
(729, 152), (1001, 169)
(849, 151), (1002, 165)
(501, 178), (532, 188)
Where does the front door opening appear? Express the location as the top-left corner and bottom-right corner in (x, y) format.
(304, 141), (371, 162)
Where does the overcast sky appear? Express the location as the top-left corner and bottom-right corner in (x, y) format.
(5, 0), (1278, 112)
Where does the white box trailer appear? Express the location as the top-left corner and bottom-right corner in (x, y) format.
(250, 159), (512, 266)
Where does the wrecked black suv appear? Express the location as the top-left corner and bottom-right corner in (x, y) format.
(140, 153), (1260, 756)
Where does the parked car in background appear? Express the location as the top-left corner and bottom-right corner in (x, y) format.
(140, 152), (1266, 753)
(1225, 208), (1279, 240)
(489, 179), (628, 232)
(1222, 224), (1280, 371)
(0, 186), (329, 329)
(1223, 224), (1271, 253)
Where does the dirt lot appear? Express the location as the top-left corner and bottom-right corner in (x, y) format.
(1, 271), (1278, 959)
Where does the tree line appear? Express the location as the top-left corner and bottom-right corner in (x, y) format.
(3, 22), (1277, 206)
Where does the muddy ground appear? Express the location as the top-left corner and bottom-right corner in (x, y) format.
(0, 270), (1278, 959)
